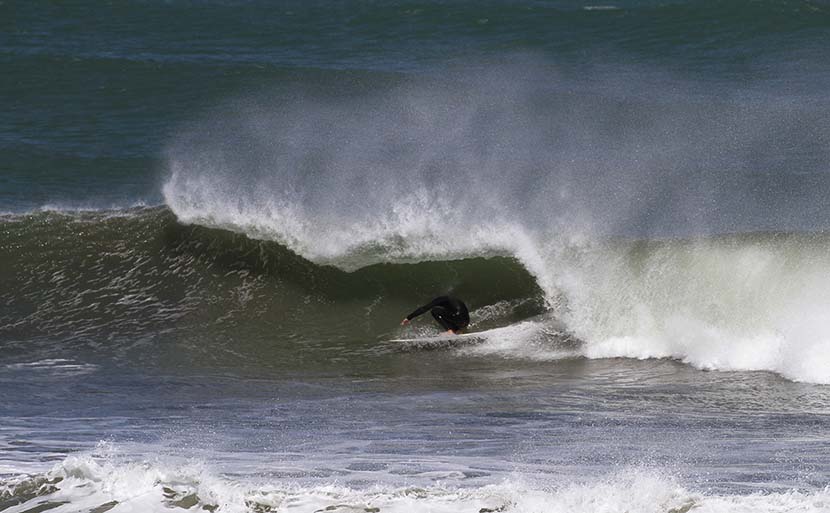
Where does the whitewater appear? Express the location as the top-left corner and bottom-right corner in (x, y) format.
(3, 450), (830, 513)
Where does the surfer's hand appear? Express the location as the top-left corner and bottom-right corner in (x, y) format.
(400, 318), (410, 326)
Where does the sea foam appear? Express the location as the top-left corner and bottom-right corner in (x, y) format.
(3, 451), (830, 513)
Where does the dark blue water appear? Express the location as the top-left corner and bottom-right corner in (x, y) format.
(4, 1), (829, 211)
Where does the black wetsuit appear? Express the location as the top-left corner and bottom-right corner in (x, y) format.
(406, 296), (470, 332)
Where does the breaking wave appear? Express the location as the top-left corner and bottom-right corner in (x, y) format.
(158, 61), (830, 384)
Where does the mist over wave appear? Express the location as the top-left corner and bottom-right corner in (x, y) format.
(162, 60), (830, 384)
(164, 59), (830, 248)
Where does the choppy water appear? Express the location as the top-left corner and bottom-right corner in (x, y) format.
(2, 1), (830, 512)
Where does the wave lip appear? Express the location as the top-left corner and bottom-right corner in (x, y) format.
(163, 162), (541, 274)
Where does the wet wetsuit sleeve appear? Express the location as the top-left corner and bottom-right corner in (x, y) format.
(405, 296), (450, 320)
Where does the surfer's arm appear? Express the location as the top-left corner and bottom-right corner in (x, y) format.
(404, 296), (449, 321)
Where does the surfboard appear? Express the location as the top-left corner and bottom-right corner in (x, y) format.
(388, 315), (573, 353)
(389, 331), (488, 351)
(389, 317), (561, 351)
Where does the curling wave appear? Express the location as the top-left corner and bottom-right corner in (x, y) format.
(0, 207), (544, 367)
(160, 62), (830, 384)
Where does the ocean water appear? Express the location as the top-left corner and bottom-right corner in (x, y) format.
(3, 1), (830, 512)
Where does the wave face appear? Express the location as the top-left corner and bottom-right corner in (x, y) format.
(0, 207), (544, 368)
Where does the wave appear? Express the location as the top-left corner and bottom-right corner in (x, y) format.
(2, 204), (830, 383)
(159, 59), (830, 384)
(3, 54), (830, 382)
(2, 451), (828, 513)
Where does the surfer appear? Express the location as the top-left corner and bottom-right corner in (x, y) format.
(401, 296), (470, 335)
